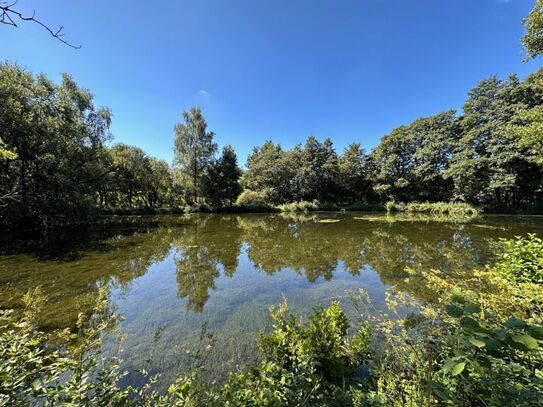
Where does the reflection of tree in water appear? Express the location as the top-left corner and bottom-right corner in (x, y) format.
(4, 213), (523, 325)
(240, 216), (346, 281)
(172, 216), (243, 312)
(351, 223), (495, 301)
(224, 216), (502, 304)
(0, 223), (174, 329)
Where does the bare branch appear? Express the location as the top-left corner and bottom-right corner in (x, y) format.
(0, 1), (80, 49)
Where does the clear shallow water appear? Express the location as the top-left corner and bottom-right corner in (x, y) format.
(1, 213), (542, 386)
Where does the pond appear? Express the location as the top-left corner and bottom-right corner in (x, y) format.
(1, 212), (542, 387)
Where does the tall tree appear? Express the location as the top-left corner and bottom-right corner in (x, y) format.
(371, 111), (458, 202)
(109, 144), (149, 208)
(338, 143), (373, 203)
(523, 0), (543, 59)
(242, 141), (296, 204)
(295, 137), (339, 202)
(0, 63), (111, 228)
(204, 145), (242, 207)
(445, 72), (543, 208)
(173, 107), (217, 204)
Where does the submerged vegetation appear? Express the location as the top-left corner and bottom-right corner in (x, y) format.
(1, 233), (542, 406)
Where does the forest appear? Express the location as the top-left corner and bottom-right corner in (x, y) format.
(2, 60), (543, 233)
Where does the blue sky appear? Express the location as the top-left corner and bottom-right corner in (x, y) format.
(2, 0), (541, 164)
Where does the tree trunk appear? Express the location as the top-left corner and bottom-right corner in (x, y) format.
(193, 163), (198, 203)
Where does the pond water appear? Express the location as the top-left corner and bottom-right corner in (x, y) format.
(1, 212), (542, 387)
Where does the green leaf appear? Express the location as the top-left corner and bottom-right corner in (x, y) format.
(445, 304), (463, 317)
(469, 338), (485, 348)
(460, 317), (480, 330)
(505, 318), (527, 329)
(450, 294), (467, 304)
(430, 381), (450, 401)
(528, 326), (543, 340)
(451, 362), (465, 376)
(512, 335), (539, 350)
(464, 304), (480, 314)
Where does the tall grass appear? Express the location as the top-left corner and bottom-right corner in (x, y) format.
(278, 201), (384, 213)
(277, 200), (319, 213)
(385, 200), (406, 213)
(404, 201), (479, 217)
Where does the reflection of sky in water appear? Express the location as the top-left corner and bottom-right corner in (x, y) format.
(1, 213), (543, 387)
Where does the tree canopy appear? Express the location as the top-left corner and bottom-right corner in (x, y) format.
(523, 0), (543, 59)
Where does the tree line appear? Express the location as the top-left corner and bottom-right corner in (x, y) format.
(2, 62), (543, 232)
(232, 69), (543, 212)
(2, 0), (543, 230)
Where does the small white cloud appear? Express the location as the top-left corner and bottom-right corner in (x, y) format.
(198, 90), (210, 99)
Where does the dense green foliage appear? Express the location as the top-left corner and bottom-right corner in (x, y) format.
(2, 64), (543, 233)
(372, 111), (458, 203)
(385, 201), (479, 217)
(2, 1), (543, 233)
(524, 0), (543, 59)
(495, 233), (543, 284)
(235, 189), (272, 209)
(0, 66), (243, 232)
(239, 70), (543, 212)
(203, 145), (242, 207)
(277, 200), (319, 213)
(0, 63), (112, 230)
(99, 144), (175, 209)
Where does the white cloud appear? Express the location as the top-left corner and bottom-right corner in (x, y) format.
(198, 90), (210, 99)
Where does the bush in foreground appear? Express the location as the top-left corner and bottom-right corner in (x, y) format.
(495, 233), (543, 284)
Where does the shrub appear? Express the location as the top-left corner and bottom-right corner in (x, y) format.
(181, 300), (372, 406)
(404, 201), (479, 217)
(235, 189), (272, 208)
(277, 200), (319, 213)
(0, 298), (371, 406)
(385, 200), (405, 213)
(495, 233), (543, 284)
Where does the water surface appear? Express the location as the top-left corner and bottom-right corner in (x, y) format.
(1, 213), (542, 386)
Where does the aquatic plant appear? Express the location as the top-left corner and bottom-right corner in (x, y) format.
(384, 200), (406, 213)
(318, 218), (341, 224)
